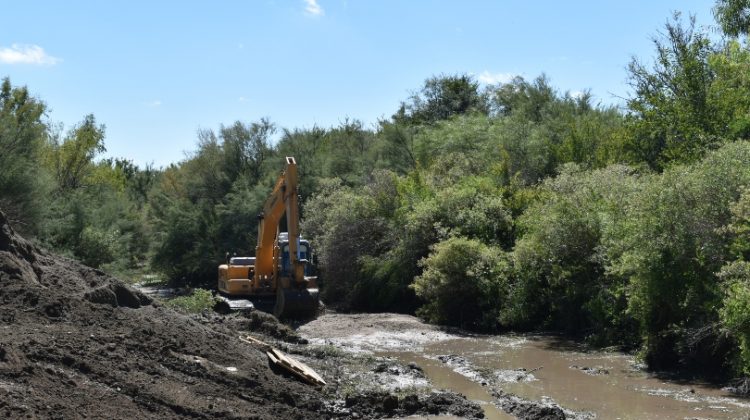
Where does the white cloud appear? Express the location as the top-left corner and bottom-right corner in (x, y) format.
(0, 44), (60, 65)
(238, 96), (248, 102)
(146, 100), (162, 107)
(304, 0), (324, 16)
(478, 71), (517, 85)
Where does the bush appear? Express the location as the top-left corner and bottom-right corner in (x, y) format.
(720, 262), (750, 374)
(302, 176), (402, 311)
(505, 164), (642, 344)
(0, 78), (50, 235)
(77, 226), (119, 268)
(412, 236), (508, 331)
(166, 288), (219, 313)
(613, 141), (750, 370)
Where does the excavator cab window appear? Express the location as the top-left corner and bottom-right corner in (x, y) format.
(280, 241), (312, 277)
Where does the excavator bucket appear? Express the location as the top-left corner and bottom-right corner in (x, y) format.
(274, 287), (319, 320)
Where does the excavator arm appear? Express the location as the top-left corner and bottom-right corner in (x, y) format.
(254, 156), (306, 284)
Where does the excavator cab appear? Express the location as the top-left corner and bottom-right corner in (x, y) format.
(279, 233), (314, 277)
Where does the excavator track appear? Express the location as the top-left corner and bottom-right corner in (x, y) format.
(216, 290), (318, 320)
(216, 296), (255, 312)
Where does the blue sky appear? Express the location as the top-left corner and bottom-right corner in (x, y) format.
(2, 0), (716, 167)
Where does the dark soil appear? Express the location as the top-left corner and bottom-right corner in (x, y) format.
(0, 211), (329, 419)
(0, 211), (484, 419)
(331, 391), (484, 419)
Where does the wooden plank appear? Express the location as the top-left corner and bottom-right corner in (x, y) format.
(239, 334), (326, 387)
(239, 334), (272, 351)
(266, 348), (326, 387)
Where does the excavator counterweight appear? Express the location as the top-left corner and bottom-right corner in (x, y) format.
(217, 157), (319, 319)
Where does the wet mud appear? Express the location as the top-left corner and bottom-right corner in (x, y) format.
(300, 313), (750, 419)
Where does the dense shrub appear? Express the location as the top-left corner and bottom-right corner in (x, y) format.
(0, 78), (50, 234)
(505, 164), (643, 344)
(720, 262), (750, 374)
(412, 236), (509, 330)
(302, 176), (400, 310)
(612, 142), (750, 371)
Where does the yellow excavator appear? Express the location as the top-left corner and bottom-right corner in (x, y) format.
(217, 156), (319, 319)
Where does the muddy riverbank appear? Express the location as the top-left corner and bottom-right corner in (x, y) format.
(299, 313), (750, 419)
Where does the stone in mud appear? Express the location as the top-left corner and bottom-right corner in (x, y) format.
(372, 360), (426, 379)
(438, 354), (467, 364)
(382, 394), (398, 411)
(373, 362), (389, 373)
(724, 377), (750, 396)
(401, 394), (421, 413)
(43, 302), (65, 318)
(408, 362), (423, 372)
(570, 365), (609, 376)
(492, 389), (566, 420)
(424, 392), (485, 418)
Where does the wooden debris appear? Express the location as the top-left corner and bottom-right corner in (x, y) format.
(239, 334), (326, 387)
(267, 347), (326, 387)
(239, 334), (272, 351)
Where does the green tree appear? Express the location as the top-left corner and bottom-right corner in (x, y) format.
(489, 75), (556, 122)
(302, 174), (401, 310)
(323, 119), (375, 185)
(719, 261), (750, 374)
(506, 164), (642, 343)
(625, 14), (723, 168)
(394, 74), (488, 125)
(373, 121), (417, 174)
(220, 118), (274, 187)
(0, 78), (50, 234)
(708, 40), (750, 140)
(612, 142), (750, 373)
(46, 114), (107, 191)
(719, 188), (750, 374)
(714, 0), (750, 37)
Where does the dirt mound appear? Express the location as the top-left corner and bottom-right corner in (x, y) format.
(0, 211), (324, 419)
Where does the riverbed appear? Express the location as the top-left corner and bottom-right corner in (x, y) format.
(299, 313), (750, 419)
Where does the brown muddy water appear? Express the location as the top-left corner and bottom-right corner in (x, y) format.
(383, 336), (750, 419)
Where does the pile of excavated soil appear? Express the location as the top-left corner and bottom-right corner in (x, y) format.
(0, 211), (324, 419)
